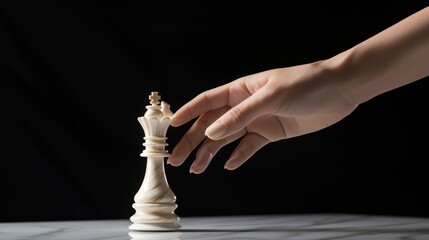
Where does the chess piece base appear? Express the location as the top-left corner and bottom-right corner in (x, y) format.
(129, 222), (182, 232)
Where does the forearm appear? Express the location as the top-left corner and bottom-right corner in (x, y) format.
(328, 6), (429, 106)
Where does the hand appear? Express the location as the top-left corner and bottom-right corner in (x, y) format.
(168, 61), (357, 173)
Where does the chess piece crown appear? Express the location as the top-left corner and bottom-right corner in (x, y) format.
(138, 91), (173, 158)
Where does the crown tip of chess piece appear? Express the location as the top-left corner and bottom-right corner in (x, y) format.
(161, 101), (174, 118)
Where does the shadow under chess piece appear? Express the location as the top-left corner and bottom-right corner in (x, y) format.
(129, 91), (181, 232)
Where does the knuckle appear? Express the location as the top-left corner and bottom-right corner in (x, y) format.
(225, 107), (243, 124)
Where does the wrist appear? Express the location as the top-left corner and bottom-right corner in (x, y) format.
(321, 48), (364, 107)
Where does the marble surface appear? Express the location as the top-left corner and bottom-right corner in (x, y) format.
(2, 214), (429, 239)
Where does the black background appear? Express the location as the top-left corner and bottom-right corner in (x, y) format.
(1, 2), (428, 222)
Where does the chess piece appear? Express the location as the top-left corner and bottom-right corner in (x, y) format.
(129, 92), (181, 232)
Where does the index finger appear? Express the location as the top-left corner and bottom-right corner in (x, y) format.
(170, 83), (230, 127)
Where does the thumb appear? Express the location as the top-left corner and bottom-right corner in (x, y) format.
(205, 89), (271, 140)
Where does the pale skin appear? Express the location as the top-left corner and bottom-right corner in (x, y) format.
(167, 6), (429, 174)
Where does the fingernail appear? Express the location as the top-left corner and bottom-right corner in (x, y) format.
(169, 115), (178, 126)
(189, 161), (198, 174)
(167, 157), (180, 166)
(224, 165), (237, 171)
(224, 159), (237, 170)
(206, 121), (226, 139)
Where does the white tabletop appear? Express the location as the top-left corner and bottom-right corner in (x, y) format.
(2, 214), (429, 240)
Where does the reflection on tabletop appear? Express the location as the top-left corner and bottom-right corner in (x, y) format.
(2, 214), (429, 240)
(129, 231), (182, 240)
